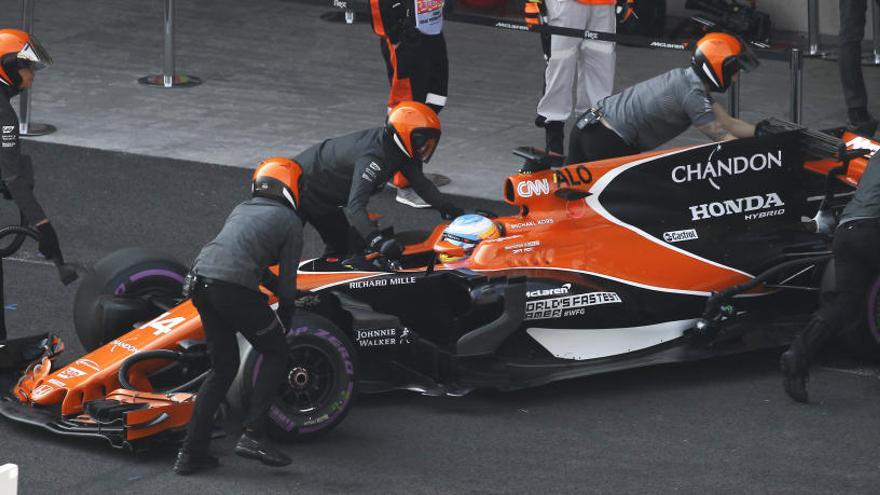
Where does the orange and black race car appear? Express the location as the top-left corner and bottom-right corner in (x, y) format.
(1, 121), (877, 450)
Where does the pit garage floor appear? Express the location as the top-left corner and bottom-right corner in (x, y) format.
(0, 0), (878, 199)
(0, 1), (879, 493)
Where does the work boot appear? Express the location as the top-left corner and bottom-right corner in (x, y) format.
(544, 121), (565, 156)
(779, 348), (809, 403)
(234, 431), (292, 467)
(173, 449), (220, 475)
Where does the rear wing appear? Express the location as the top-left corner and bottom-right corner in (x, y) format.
(759, 118), (876, 187)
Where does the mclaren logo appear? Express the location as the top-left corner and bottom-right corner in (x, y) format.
(527, 283), (571, 299)
(689, 193), (785, 221)
(671, 150), (783, 191)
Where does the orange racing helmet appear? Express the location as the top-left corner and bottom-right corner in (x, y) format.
(691, 32), (758, 92)
(0, 29), (52, 89)
(252, 157), (303, 210)
(386, 101), (442, 163)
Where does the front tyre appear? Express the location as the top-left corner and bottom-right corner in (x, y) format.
(229, 312), (358, 441)
(73, 248), (187, 351)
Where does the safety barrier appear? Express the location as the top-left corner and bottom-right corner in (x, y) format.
(138, 0), (202, 88)
(0, 464), (18, 495)
(325, 1), (808, 127)
(18, 0), (54, 136)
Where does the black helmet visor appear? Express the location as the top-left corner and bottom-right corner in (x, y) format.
(412, 128), (441, 163)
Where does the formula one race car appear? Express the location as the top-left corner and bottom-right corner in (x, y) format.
(1, 121), (877, 450)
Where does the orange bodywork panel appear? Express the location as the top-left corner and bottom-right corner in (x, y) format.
(17, 301), (206, 416)
(804, 131), (878, 187)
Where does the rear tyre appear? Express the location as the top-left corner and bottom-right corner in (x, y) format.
(74, 247), (187, 351)
(229, 311), (358, 441)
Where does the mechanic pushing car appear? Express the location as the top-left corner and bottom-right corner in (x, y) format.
(0, 29), (65, 341)
(174, 158), (302, 474)
(780, 152), (880, 403)
(566, 32), (760, 165)
(294, 100), (462, 260)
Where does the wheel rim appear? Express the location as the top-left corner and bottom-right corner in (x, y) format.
(279, 344), (337, 414)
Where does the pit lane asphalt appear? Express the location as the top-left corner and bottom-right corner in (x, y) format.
(2, 142), (880, 495)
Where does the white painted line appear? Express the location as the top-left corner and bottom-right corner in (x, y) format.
(3, 257), (54, 267)
(817, 366), (880, 379)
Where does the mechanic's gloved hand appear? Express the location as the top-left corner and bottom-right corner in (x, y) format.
(754, 119), (773, 137)
(368, 234), (404, 261)
(437, 202), (464, 221)
(35, 221), (63, 262)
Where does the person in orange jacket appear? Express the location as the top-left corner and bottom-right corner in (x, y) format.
(370, 0), (449, 208)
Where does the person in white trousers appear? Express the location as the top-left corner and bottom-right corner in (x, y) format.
(535, 0), (616, 156)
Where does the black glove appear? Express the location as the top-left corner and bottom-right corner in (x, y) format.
(437, 202), (464, 221)
(35, 222), (62, 262)
(754, 119), (773, 137)
(368, 234), (404, 261)
(277, 303), (295, 326)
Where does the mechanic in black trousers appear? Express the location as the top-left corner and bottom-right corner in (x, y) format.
(0, 30), (64, 341)
(566, 32), (760, 165)
(294, 101), (462, 260)
(174, 158), (302, 474)
(838, 0), (880, 137)
(780, 152), (880, 403)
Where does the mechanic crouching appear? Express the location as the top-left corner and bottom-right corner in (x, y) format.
(294, 101), (462, 261)
(566, 32), (760, 165)
(780, 152), (880, 403)
(174, 158), (302, 474)
(0, 29), (65, 341)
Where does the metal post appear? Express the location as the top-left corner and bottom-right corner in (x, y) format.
(790, 48), (803, 124)
(18, 0), (55, 136)
(727, 79), (740, 119)
(807, 0), (821, 56)
(138, 0), (201, 87)
(872, 0), (880, 65)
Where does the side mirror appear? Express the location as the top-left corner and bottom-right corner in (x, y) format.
(433, 239), (466, 259)
(555, 188), (591, 200)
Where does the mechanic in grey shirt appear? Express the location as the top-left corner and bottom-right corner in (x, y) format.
(295, 101), (461, 259)
(567, 32), (760, 164)
(176, 158), (302, 474)
(780, 151), (880, 403)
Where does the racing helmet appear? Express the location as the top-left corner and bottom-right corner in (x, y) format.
(386, 101), (442, 163)
(251, 157), (303, 210)
(438, 214), (501, 264)
(691, 32), (758, 92)
(0, 29), (52, 89)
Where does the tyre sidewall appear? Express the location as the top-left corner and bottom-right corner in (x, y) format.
(237, 313), (358, 441)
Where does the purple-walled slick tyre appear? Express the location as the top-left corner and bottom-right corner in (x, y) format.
(73, 247), (186, 351)
(232, 312), (358, 441)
